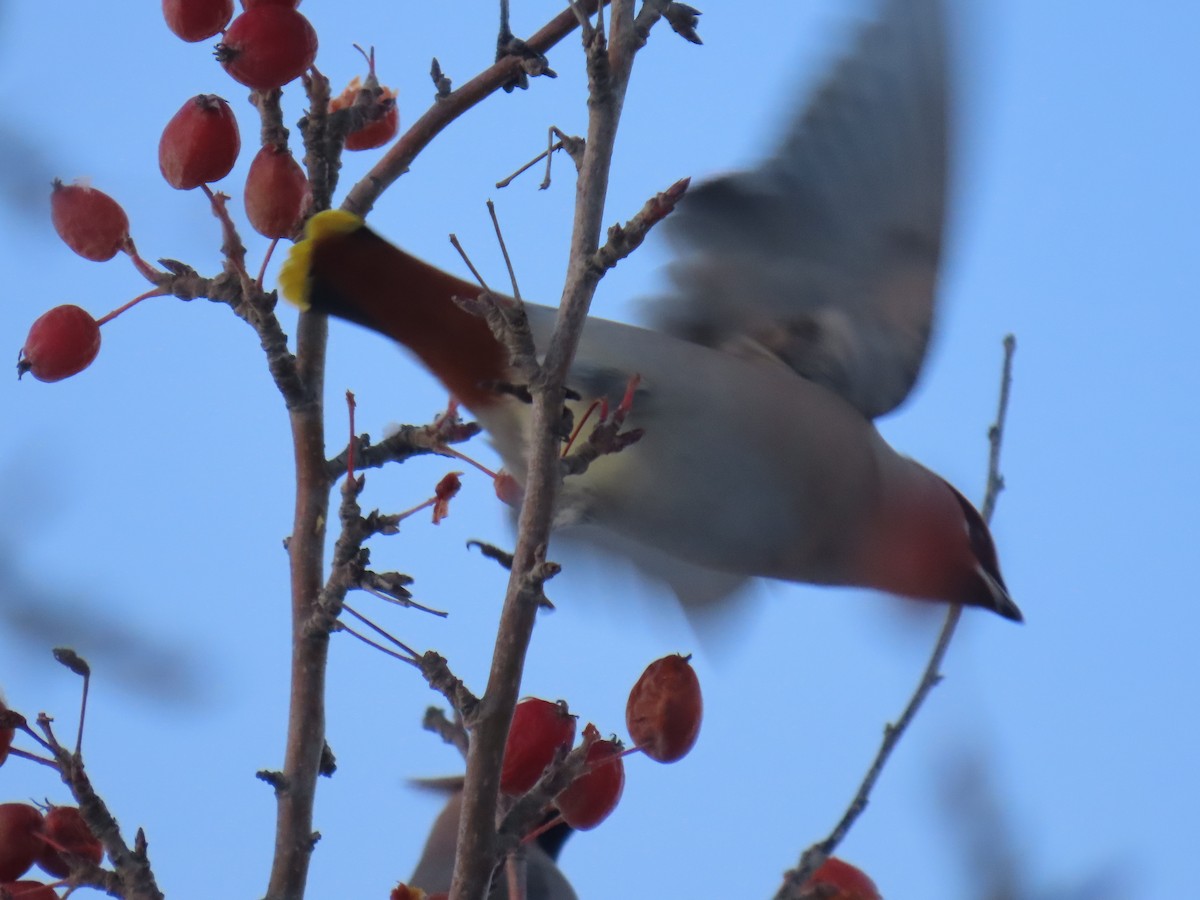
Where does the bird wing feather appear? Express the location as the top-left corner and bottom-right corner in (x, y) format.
(651, 0), (948, 419)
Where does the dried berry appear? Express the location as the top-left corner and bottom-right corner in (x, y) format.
(500, 698), (576, 796)
(35, 806), (102, 878)
(554, 724), (624, 830)
(50, 180), (129, 262)
(330, 47), (400, 151)
(18, 305), (101, 383)
(244, 145), (309, 239)
(801, 857), (882, 900)
(162, 0), (233, 41)
(159, 94), (241, 190)
(0, 804), (44, 882)
(331, 77), (399, 151)
(626, 653), (702, 763)
(217, 6), (317, 90)
(431, 472), (462, 524)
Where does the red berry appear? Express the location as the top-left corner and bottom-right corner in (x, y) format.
(217, 6), (317, 91)
(431, 472), (462, 524)
(50, 180), (129, 262)
(801, 857), (882, 900)
(35, 806), (102, 878)
(554, 724), (624, 831)
(0, 805), (44, 882)
(159, 95), (241, 190)
(626, 653), (702, 763)
(242, 0), (301, 7)
(18, 305), (101, 383)
(162, 0), (232, 42)
(244, 145), (309, 239)
(500, 698), (576, 796)
(0, 882), (59, 900)
(330, 77), (399, 151)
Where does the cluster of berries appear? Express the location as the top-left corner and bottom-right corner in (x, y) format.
(388, 653), (704, 900)
(18, 0), (398, 385)
(0, 700), (104, 898)
(502, 653), (704, 830)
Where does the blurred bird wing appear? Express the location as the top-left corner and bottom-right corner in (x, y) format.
(651, 0), (948, 419)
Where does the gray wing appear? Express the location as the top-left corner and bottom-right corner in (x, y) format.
(652, 0), (948, 419)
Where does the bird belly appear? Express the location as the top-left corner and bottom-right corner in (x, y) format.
(476, 312), (889, 588)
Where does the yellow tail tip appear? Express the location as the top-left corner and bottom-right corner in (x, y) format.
(278, 209), (366, 310)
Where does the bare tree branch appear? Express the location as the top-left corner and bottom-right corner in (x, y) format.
(777, 335), (1019, 898)
(449, 2), (663, 895)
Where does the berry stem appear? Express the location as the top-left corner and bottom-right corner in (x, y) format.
(256, 237), (281, 290)
(122, 238), (167, 284)
(95, 288), (169, 327)
(201, 184), (256, 299)
(561, 398), (603, 456)
(437, 444), (499, 480)
(519, 813), (565, 846)
(394, 496), (437, 522)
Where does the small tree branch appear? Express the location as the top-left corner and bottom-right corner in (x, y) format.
(263, 307), (331, 900)
(341, 1), (602, 217)
(449, 3), (653, 896)
(776, 335), (1019, 898)
(31, 688), (164, 900)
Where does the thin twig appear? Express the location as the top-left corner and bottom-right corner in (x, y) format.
(495, 139), (564, 189)
(342, 603), (421, 658)
(34, 684), (164, 899)
(487, 200), (522, 301)
(423, 706), (470, 758)
(324, 419), (482, 480)
(777, 336), (1019, 897)
(448, 234), (493, 293)
(449, 3), (652, 896)
(982, 334), (1017, 523)
(337, 622), (421, 666)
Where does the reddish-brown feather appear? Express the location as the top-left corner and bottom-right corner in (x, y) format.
(308, 228), (508, 409)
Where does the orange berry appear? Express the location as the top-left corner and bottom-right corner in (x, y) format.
(331, 77), (399, 151)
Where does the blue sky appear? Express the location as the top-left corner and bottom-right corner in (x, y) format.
(2, 2), (1197, 898)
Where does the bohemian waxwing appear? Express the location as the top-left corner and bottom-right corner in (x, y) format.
(280, 0), (1022, 623)
(407, 780), (577, 900)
